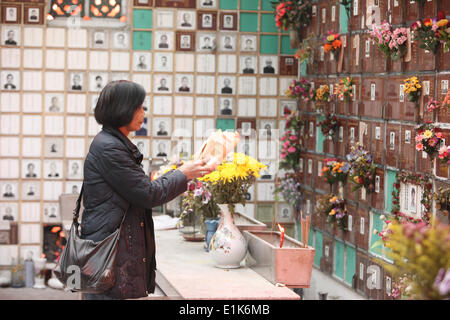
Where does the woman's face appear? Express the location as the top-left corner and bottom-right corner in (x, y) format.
(125, 105), (145, 132)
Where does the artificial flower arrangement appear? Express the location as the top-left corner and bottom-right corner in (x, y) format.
(274, 173), (302, 212)
(346, 143), (377, 193)
(323, 31), (342, 55)
(317, 193), (347, 231)
(273, 0), (312, 31)
(312, 84), (331, 111)
(285, 78), (314, 101)
(438, 145), (450, 165)
(434, 186), (450, 216)
(369, 21), (408, 61)
(415, 122), (444, 158)
(371, 217), (450, 300)
(200, 153), (266, 215)
(279, 109), (306, 171)
(411, 12), (448, 54)
(425, 97), (440, 112)
(437, 17), (450, 53)
(334, 77), (354, 102)
(181, 179), (220, 222)
(403, 76), (422, 103)
(444, 89), (450, 109)
(321, 158), (350, 186)
(317, 113), (341, 139)
(294, 34), (317, 64)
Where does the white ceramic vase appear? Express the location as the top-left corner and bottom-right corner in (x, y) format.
(209, 204), (247, 269)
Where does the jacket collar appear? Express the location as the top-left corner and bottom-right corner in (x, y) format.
(102, 126), (143, 165)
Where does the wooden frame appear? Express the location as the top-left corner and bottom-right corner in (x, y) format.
(24, 4), (44, 25)
(197, 10), (217, 30)
(155, 0), (195, 8)
(2, 4), (21, 24)
(176, 31), (195, 51)
(219, 12), (237, 31)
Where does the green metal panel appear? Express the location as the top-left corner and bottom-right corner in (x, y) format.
(308, 227), (313, 247)
(220, 0), (238, 10)
(260, 35), (278, 54)
(133, 9), (152, 29)
(334, 240), (345, 279)
(216, 118), (235, 131)
(133, 31), (152, 50)
(280, 35), (296, 55)
(261, 13), (278, 33)
(300, 61), (307, 77)
(255, 204), (275, 223)
(339, 4), (349, 34)
(240, 0), (259, 11)
(261, 0), (274, 11)
(345, 245), (356, 285)
(240, 12), (259, 32)
(316, 115), (325, 153)
(385, 169), (397, 213)
(370, 212), (384, 256)
(314, 230), (323, 267)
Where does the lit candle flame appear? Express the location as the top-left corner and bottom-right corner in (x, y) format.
(151, 171), (160, 181)
(277, 223), (285, 248)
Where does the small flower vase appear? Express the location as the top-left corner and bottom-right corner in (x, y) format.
(204, 218), (220, 252)
(406, 90), (421, 103)
(289, 29), (299, 49)
(209, 204), (247, 268)
(391, 45), (407, 61)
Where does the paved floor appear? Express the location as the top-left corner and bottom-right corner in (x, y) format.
(0, 287), (80, 300)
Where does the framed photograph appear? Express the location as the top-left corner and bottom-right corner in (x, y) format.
(133, 52), (152, 72)
(259, 120), (276, 139)
(198, 11), (217, 30)
(154, 74), (172, 93)
(68, 72), (85, 91)
(177, 10), (196, 30)
(239, 56), (257, 74)
(2, 5), (20, 24)
(220, 12), (237, 31)
(153, 139), (171, 158)
(22, 182), (40, 200)
(133, 139), (150, 158)
(2, 26), (20, 46)
(67, 159), (83, 179)
(44, 93), (64, 113)
(155, 31), (174, 50)
(176, 32), (195, 51)
(198, 0), (217, 9)
(197, 33), (216, 52)
(155, 9), (174, 29)
(112, 31), (129, 49)
(218, 97), (234, 116)
(134, 0), (152, 6)
(0, 203), (18, 222)
(175, 74), (194, 93)
(237, 118), (255, 137)
(277, 204), (293, 223)
(219, 34), (236, 52)
(279, 56), (298, 76)
(154, 52), (173, 72)
(280, 100), (296, 116)
(44, 160), (63, 179)
(260, 55), (278, 74)
(24, 5), (43, 25)
(1, 181), (17, 200)
(91, 30), (108, 49)
(65, 181), (82, 195)
(240, 35), (257, 52)
(217, 76), (236, 95)
(153, 117), (171, 137)
(43, 203), (60, 223)
(405, 130), (411, 144)
(1, 71), (20, 91)
(89, 72), (108, 92)
(44, 138), (64, 158)
(22, 160), (40, 179)
(155, 0), (196, 8)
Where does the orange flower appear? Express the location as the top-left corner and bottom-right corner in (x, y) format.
(332, 39), (342, 49)
(324, 43), (332, 53)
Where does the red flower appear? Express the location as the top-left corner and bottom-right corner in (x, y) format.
(438, 11), (446, 20)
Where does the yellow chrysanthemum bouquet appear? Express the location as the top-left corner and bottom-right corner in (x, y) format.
(200, 153), (266, 215)
(403, 76), (422, 103)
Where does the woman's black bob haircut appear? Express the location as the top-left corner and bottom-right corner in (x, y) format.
(94, 80), (146, 128)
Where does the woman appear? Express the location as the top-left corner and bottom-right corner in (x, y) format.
(81, 80), (212, 300)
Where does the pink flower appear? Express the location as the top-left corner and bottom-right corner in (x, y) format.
(283, 141), (290, 148)
(416, 143), (424, 151)
(280, 153), (287, 159)
(287, 147), (296, 153)
(415, 134), (424, 142)
(435, 132), (443, 139)
(428, 137), (438, 147)
(289, 135), (298, 141)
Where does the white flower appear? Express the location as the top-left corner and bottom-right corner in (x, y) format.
(373, 229), (378, 235)
(380, 215), (385, 221)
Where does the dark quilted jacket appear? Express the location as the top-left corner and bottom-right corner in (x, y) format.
(80, 126), (187, 299)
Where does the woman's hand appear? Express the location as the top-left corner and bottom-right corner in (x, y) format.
(178, 158), (214, 180)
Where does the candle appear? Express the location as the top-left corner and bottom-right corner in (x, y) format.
(277, 223), (285, 248)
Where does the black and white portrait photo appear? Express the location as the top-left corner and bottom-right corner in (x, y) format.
(43, 203), (60, 223)
(240, 56), (256, 74)
(240, 35), (257, 52)
(180, 35), (191, 49)
(219, 97), (233, 115)
(69, 72), (84, 91)
(223, 14), (234, 29)
(22, 182), (40, 200)
(5, 7), (18, 22)
(45, 94), (64, 113)
(218, 76), (235, 94)
(261, 56), (277, 74)
(45, 160), (62, 179)
(22, 160), (40, 179)
(90, 73), (108, 92)
(44, 138), (63, 157)
(198, 33), (215, 51)
(28, 8), (39, 22)
(176, 74), (193, 93)
(134, 139), (149, 158)
(67, 159), (83, 179)
(153, 140), (171, 158)
(409, 185), (417, 214)
(113, 31), (129, 49)
(1, 204), (17, 221)
(133, 52), (151, 72)
(153, 118), (171, 137)
(177, 11), (195, 29)
(154, 53), (173, 72)
(155, 31), (174, 50)
(2, 71), (19, 90)
(175, 140), (191, 159)
(1, 182), (17, 200)
(201, 14), (213, 28)
(2, 27), (20, 46)
(92, 30), (108, 49)
(154, 75), (172, 93)
(219, 34), (236, 52)
(198, 0), (217, 8)
(259, 120), (276, 139)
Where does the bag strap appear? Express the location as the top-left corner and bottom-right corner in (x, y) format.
(73, 183), (129, 227)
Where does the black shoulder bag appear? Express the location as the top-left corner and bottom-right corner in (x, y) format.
(54, 184), (129, 293)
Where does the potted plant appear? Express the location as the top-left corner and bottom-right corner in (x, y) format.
(181, 179), (220, 249)
(415, 122), (444, 159)
(369, 22), (408, 61)
(200, 153), (266, 268)
(346, 143), (377, 193)
(273, 0), (313, 47)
